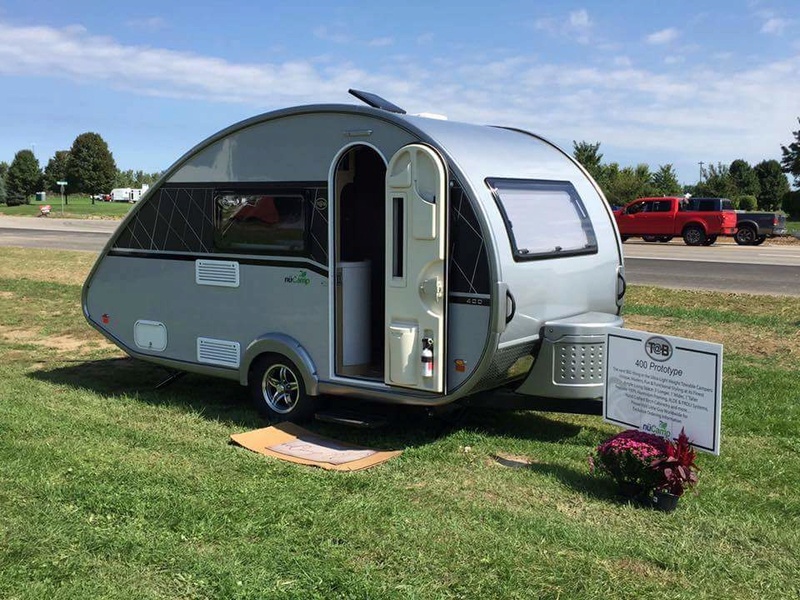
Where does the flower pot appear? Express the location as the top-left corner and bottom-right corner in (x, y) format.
(652, 490), (680, 512)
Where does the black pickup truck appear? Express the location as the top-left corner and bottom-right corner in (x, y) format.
(687, 198), (787, 245)
(734, 211), (788, 245)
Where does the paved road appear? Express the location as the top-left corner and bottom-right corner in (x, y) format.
(2, 216), (799, 295)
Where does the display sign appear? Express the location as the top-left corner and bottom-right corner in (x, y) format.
(604, 328), (722, 455)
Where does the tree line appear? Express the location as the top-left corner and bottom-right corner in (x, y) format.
(573, 119), (800, 218)
(0, 132), (162, 206)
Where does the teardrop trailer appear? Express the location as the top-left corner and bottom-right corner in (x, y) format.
(82, 90), (627, 422)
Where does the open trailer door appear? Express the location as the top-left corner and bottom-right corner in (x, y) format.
(384, 144), (447, 393)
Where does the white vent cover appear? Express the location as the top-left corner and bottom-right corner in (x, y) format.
(197, 337), (240, 368)
(195, 260), (240, 288)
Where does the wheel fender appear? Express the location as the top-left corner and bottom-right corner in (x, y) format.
(240, 333), (319, 394)
(682, 221), (707, 235)
(737, 220), (759, 234)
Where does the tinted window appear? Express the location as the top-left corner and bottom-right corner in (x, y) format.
(215, 193), (305, 253)
(486, 179), (597, 260)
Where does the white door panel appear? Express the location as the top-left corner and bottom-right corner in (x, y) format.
(385, 144), (447, 392)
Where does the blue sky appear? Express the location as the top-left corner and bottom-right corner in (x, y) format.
(0, 0), (798, 185)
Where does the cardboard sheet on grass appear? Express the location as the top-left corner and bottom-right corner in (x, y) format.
(231, 422), (401, 471)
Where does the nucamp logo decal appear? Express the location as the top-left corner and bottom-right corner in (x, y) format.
(642, 420), (672, 439)
(284, 270), (311, 285)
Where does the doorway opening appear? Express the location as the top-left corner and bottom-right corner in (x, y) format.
(334, 145), (386, 380)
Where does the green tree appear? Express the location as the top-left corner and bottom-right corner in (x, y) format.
(43, 150), (71, 193)
(0, 172), (6, 205)
(0, 161), (9, 181)
(572, 141), (605, 183)
(729, 159), (760, 197)
(754, 159), (790, 211)
(5, 149), (42, 204)
(781, 118), (800, 187)
(695, 163), (737, 198)
(736, 195), (758, 211)
(115, 168), (136, 188)
(651, 164), (682, 196)
(783, 190), (800, 218)
(66, 132), (117, 199)
(604, 163), (654, 206)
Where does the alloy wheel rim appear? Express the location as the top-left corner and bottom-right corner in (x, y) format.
(262, 364), (300, 414)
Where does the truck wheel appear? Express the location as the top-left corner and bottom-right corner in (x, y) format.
(642, 235), (659, 242)
(753, 235), (767, 245)
(734, 225), (757, 245)
(249, 354), (316, 422)
(658, 236), (673, 243)
(682, 225), (706, 246)
(702, 235), (718, 246)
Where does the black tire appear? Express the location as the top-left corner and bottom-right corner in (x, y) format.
(702, 235), (718, 246)
(682, 225), (706, 246)
(249, 354), (316, 422)
(642, 235), (659, 242)
(734, 225), (757, 246)
(753, 235), (767, 245)
(658, 236), (673, 243)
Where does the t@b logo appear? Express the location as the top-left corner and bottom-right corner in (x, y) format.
(645, 336), (673, 362)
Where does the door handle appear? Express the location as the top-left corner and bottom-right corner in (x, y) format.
(419, 277), (443, 302)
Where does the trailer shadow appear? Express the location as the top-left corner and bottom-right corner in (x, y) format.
(30, 357), (608, 452)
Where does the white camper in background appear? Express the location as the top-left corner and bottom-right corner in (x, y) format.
(83, 90), (626, 422)
(110, 184), (150, 203)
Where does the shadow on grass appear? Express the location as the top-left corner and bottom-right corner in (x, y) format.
(30, 357), (608, 451)
(524, 461), (620, 502)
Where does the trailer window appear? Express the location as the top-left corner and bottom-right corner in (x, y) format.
(215, 193), (306, 253)
(486, 179), (597, 261)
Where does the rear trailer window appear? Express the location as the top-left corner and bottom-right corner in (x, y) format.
(486, 179), (597, 261)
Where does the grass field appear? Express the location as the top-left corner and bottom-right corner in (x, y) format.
(0, 196), (133, 219)
(1, 247), (799, 599)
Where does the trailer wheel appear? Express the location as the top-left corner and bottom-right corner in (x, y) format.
(249, 354), (315, 422)
(682, 225), (706, 246)
(734, 225), (757, 245)
(702, 235), (718, 246)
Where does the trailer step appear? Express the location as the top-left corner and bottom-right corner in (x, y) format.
(314, 408), (390, 429)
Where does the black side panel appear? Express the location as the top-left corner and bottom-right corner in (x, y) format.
(449, 182), (490, 295)
(114, 187), (215, 252)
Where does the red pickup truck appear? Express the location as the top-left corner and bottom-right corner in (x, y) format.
(614, 196), (737, 246)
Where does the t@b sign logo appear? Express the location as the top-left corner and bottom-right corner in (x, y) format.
(645, 336), (672, 361)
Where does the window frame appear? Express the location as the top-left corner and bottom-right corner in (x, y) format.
(485, 178), (598, 262)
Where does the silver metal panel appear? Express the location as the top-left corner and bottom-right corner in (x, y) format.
(86, 255), (330, 379)
(446, 301), (491, 391)
(169, 112), (417, 183)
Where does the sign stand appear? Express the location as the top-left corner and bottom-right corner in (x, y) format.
(56, 180), (67, 216)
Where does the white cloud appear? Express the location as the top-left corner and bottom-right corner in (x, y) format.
(664, 56), (685, 65)
(0, 19), (796, 180)
(534, 9), (593, 44)
(761, 17), (788, 34)
(646, 28), (679, 45)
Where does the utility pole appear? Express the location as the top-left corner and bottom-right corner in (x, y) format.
(698, 161), (705, 183)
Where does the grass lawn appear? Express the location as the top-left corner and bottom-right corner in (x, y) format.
(1, 248), (799, 599)
(0, 196), (133, 219)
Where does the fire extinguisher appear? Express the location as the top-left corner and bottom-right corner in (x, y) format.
(421, 338), (434, 378)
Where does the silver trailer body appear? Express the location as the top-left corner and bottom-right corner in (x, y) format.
(83, 98), (625, 418)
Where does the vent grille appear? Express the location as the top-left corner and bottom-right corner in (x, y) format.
(554, 342), (604, 384)
(195, 260), (240, 288)
(197, 337), (240, 368)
